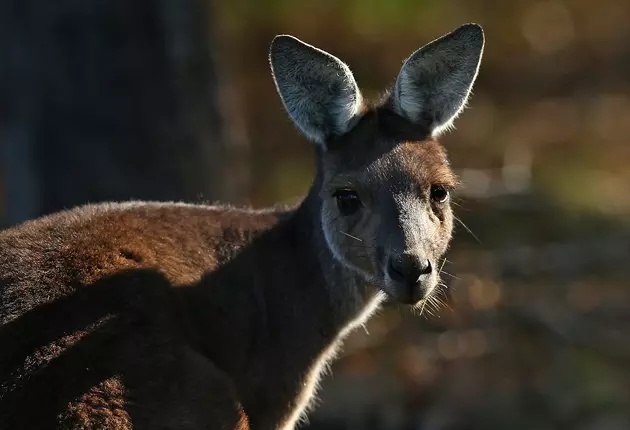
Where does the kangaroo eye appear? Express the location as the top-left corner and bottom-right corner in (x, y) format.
(333, 189), (362, 216)
(430, 185), (450, 204)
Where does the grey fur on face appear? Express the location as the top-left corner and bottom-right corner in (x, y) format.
(267, 24), (484, 306)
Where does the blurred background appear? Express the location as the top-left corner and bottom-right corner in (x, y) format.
(2, 0), (630, 428)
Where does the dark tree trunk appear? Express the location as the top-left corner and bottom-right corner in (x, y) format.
(0, 0), (247, 227)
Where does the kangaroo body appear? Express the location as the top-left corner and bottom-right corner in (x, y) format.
(0, 199), (370, 429)
(0, 24), (484, 429)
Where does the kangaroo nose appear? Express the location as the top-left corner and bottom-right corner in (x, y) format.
(387, 254), (432, 285)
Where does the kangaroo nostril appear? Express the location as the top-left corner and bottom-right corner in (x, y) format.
(387, 256), (406, 281)
(419, 259), (432, 275)
(387, 254), (432, 284)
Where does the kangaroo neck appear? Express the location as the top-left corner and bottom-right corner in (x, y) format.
(239, 172), (383, 427)
(177, 168), (383, 427)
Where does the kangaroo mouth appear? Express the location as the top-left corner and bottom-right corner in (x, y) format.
(380, 274), (436, 305)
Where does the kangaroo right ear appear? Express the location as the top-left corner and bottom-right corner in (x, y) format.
(390, 23), (485, 137)
(269, 35), (364, 147)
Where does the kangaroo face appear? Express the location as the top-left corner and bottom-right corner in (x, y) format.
(270, 24), (484, 305)
(320, 132), (457, 304)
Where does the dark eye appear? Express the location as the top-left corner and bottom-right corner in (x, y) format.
(430, 185), (450, 204)
(333, 189), (362, 216)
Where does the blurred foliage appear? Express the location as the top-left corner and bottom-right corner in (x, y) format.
(211, 0), (630, 428)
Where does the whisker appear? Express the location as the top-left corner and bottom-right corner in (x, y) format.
(439, 270), (460, 280)
(454, 215), (482, 245)
(425, 296), (439, 316)
(434, 300), (445, 315)
(437, 258), (448, 276)
(418, 297), (428, 317)
(340, 231), (362, 242)
(435, 283), (453, 311)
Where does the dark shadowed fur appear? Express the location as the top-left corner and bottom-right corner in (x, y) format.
(0, 24), (484, 430)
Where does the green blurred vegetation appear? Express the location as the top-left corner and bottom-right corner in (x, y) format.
(212, 0), (630, 428)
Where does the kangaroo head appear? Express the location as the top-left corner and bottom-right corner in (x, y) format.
(269, 24), (484, 305)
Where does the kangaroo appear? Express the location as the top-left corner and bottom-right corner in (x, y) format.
(0, 23), (484, 429)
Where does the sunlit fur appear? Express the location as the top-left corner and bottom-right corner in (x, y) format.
(285, 291), (386, 430)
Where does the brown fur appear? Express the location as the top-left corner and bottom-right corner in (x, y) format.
(0, 25), (483, 429)
(0, 203), (276, 429)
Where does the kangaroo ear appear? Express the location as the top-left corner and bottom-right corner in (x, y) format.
(269, 35), (364, 147)
(390, 23), (485, 137)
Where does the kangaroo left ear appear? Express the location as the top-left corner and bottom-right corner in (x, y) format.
(389, 23), (485, 137)
(269, 35), (364, 148)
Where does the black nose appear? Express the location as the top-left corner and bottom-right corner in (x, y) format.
(387, 254), (432, 285)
